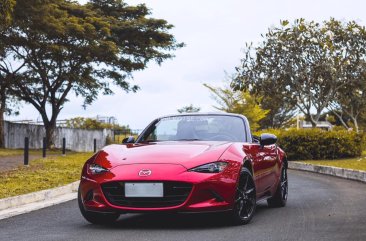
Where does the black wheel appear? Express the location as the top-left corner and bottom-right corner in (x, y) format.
(267, 167), (288, 207)
(78, 186), (120, 225)
(230, 167), (256, 225)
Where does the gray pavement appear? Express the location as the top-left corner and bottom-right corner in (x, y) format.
(0, 154), (61, 173)
(0, 170), (365, 241)
(0, 155), (42, 172)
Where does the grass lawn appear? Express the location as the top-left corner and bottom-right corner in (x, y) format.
(0, 152), (93, 199)
(0, 148), (63, 157)
(301, 151), (366, 172)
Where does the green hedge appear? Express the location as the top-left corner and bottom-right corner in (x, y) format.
(254, 129), (364, 160)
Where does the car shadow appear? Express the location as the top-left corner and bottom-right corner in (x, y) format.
(80, 203), (270, 230)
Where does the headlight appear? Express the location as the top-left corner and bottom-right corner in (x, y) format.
(88, 163), (108, 174)
(189, 161), (228, 173)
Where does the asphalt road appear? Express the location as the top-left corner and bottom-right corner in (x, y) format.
(1, 170), (366, 241)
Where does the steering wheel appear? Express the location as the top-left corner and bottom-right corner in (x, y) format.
(210, 133), (237, 141)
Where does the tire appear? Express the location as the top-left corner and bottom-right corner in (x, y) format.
(229, 167), (256, 225)
(78, 186), (120, 225)
(267, 167), (288, 207)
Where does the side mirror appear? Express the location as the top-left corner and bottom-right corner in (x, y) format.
(260, 133), (277, 146)
(122, 136), (135, 144)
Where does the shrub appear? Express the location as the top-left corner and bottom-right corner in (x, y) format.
(362, 133), (366, 151)
(254, 129), (364, 160)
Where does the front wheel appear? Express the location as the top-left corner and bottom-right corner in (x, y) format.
(267, 167), (288, 207)
(229, 167), (256, 225)
(78, 186), (120, 224)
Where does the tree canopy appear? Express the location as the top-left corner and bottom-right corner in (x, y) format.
(0, 0), (19, 147)
(65, 117), (129, 131)
(204, 83), (269, 131)
(0, 0), (15, 27)
(233, 18), (366, 132)
(0, 0), (183, 147)
(177, 104), (201, 113)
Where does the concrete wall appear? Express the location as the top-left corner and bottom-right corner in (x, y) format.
(3, 121), (113, 152)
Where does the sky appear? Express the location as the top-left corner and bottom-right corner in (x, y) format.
(8, 0), (366, 129)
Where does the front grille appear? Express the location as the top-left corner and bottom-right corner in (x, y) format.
(101, 181), (193, 208)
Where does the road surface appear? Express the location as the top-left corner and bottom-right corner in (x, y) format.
(0, 170), (365, 241)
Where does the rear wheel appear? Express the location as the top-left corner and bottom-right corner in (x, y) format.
(230, 167), (256, 225)
(78, 186), (120, 224)
(267, 167), (288, 207)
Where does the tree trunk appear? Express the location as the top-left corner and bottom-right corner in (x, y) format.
(331, 110), (349, 130)
(301, 107), (318, 128)
(0, 107), (5, 148)
(310, 120), (317, 128)
(45, 121), (57, 149)
(308, 115), (317, 127)
(0, 92), (6, 148)
(351, 117), (359, 133)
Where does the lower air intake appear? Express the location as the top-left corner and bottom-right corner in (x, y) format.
(101, 181), (192, 208)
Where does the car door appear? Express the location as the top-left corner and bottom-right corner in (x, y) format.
(263, 144), (279, 190)
(249, 144), (278, 196)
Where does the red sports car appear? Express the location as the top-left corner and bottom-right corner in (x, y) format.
(78, 113), (288, 225)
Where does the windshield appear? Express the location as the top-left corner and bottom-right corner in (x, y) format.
(139, 115), (246, 142)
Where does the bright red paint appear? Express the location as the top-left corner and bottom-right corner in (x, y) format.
(79, 113), (287, 214)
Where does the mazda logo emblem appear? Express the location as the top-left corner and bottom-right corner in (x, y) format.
(138, 169), (152, 177)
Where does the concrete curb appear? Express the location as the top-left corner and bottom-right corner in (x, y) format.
(288, 162), (366, 183)
(0, 181), (79, 220)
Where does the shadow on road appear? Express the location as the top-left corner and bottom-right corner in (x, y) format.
(79, 203), (270, 230)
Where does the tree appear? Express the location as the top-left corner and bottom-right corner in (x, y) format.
(233, 18), (366, 129)
(359, 111), (366, 132)
(328, 77), (366, 132)
(3, 0), (183, 147)
(0, 0), (16, 26)
(0, 71), (21, 147)
(177, 104), (201, 113)
(257, 90), (296, 129)
(319, 111), (348, 128)
(65, 117), (130, 131)
(204, 83), (269, 131)
(324, 22), (366, 133)
(0, 0), (21, 147)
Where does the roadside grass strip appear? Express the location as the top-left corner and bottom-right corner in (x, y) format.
(0, 148), (63, 157)
(301, 152), (366, 172)
(0, 152), (92, 199)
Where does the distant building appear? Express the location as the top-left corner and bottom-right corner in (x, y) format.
(299, 121), (333, 131)
(96, 115), (118, 125)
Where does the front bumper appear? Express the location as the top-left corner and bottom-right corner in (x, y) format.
(79, 163), (238, 213)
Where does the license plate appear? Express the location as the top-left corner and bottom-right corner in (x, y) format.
(125, 183), (164, 197)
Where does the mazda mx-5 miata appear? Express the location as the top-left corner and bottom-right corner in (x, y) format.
(78, 113), (288, 225)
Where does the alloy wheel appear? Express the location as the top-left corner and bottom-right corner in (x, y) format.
(281, 168), (288, 201)
(235, 172), (256, 220)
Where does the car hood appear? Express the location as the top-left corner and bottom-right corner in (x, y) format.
(95, 141), (233, 170)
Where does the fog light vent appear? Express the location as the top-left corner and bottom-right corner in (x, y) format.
(85, 190), (94, 201)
